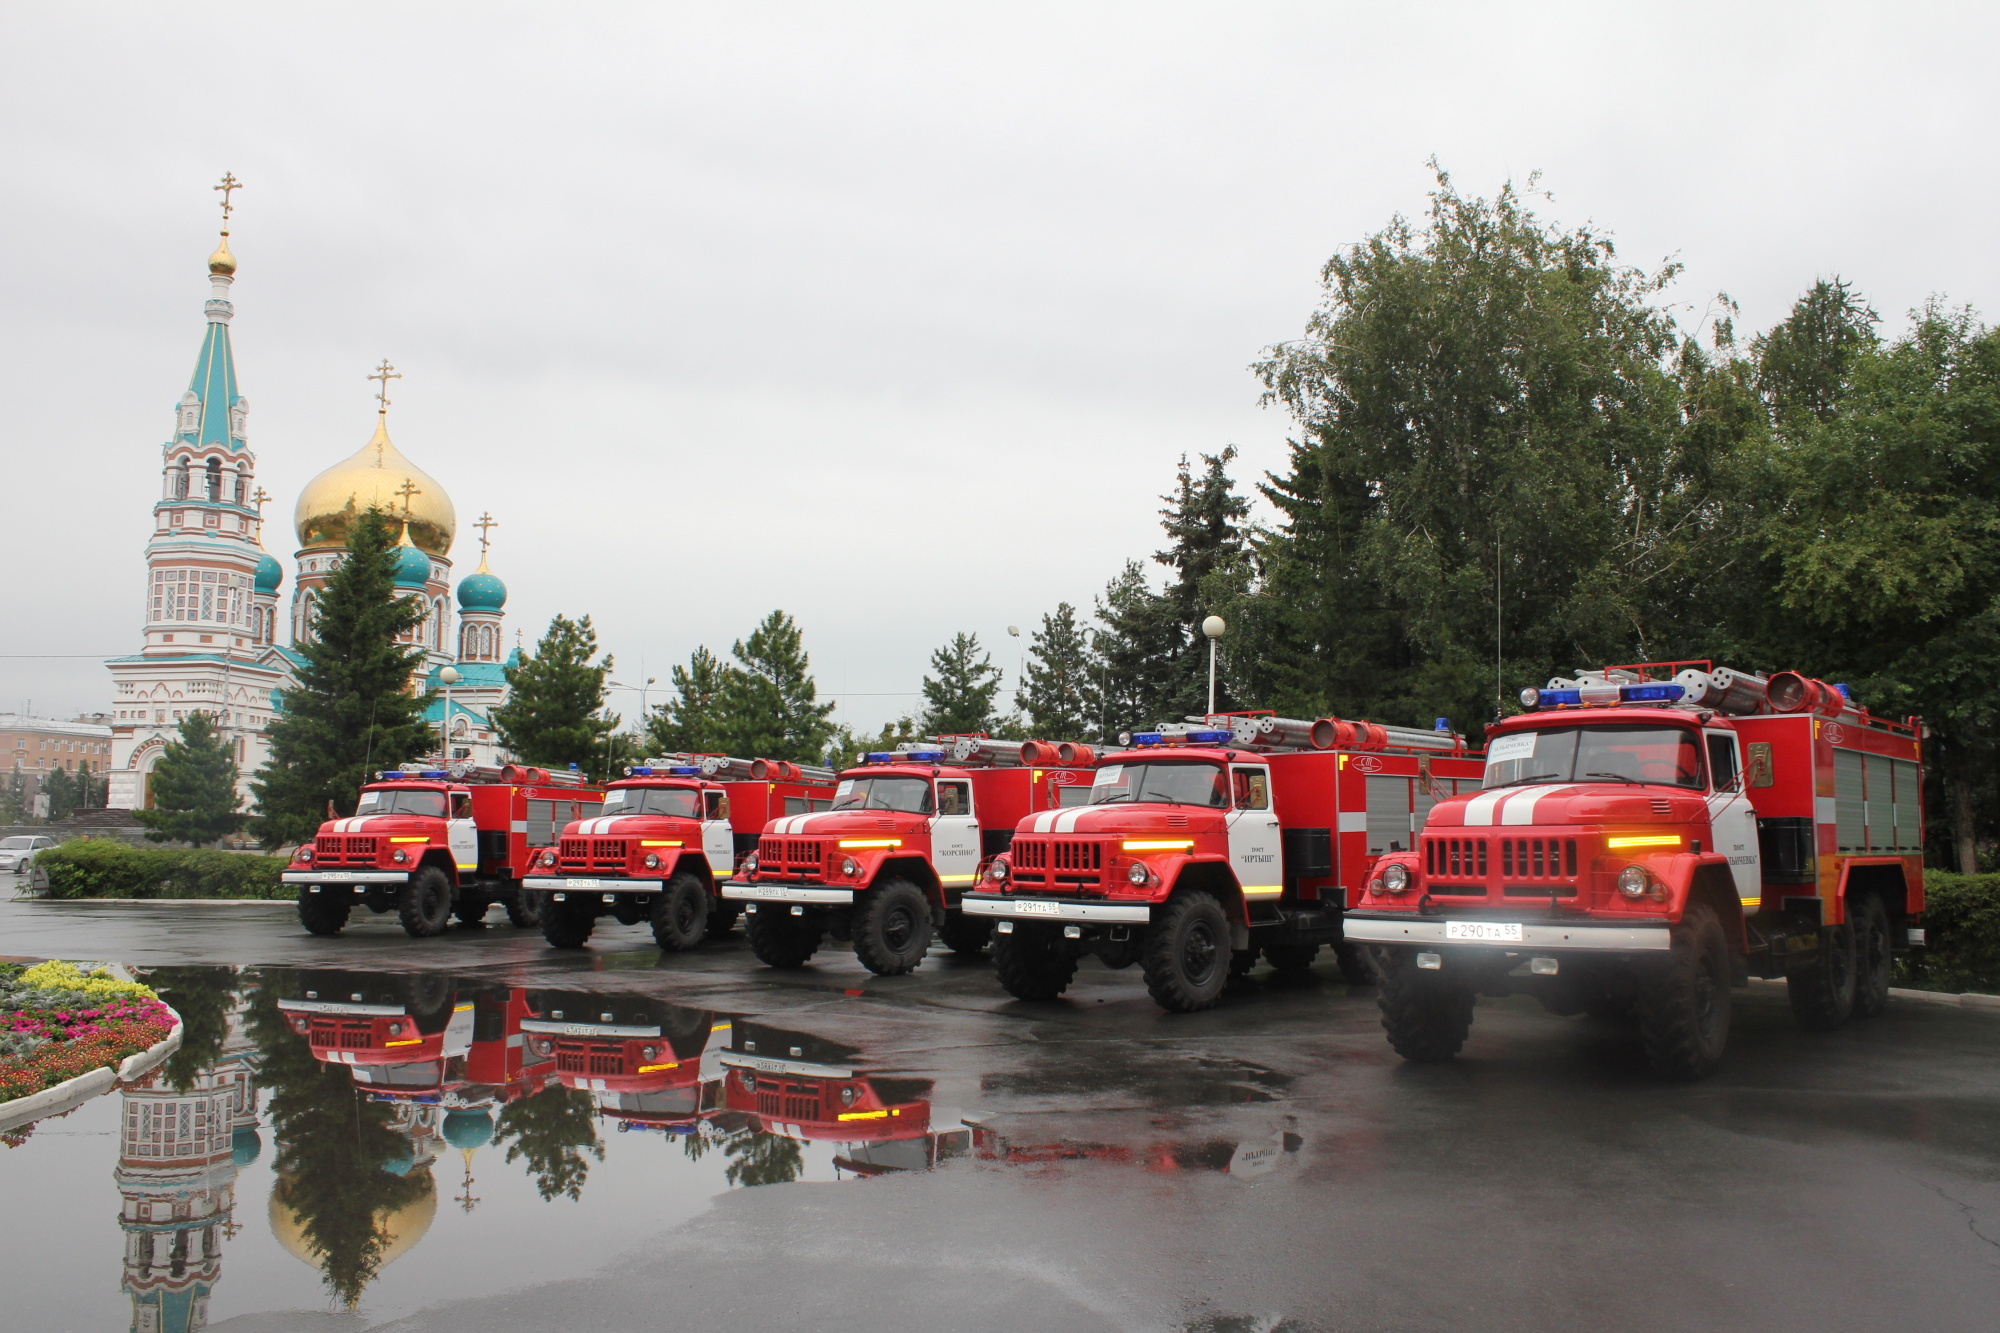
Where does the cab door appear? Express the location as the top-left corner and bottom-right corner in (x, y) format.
(447, 789), (479, 873)
(701, 789), (735, 879)
(929, 779), (980, 902)
(1702, 731), (1760, 902)
(1226, 765), (1282, 896)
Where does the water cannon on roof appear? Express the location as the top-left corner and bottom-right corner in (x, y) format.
(1519, 662), (1864, 721)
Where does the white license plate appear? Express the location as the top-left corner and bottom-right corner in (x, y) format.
(1014, 900), (1060, 916)
(565, 1024), (595, 1036)
(565, 879), (597, 889)
(1446, 920), (1524, 942)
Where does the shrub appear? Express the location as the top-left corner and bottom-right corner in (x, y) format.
(1904, 872), (2000, 995)
(33, 841), (288, 900)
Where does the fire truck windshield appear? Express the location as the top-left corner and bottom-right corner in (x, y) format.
(354, 789), (448, 818)
(1483, 725), (1704, 790)
(831, 776), (935, 815)
(600, 787), (702, 818)
(1089, 762), (1227, 808)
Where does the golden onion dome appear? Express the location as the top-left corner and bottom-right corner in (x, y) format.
(294, 416), (456, 556)
(268, 1169), (437, 1273)
(208, 235), (236, 275)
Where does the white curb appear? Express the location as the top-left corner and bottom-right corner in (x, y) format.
(0, 996), (184, 1133)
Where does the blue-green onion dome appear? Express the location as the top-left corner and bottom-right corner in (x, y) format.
(442, 1108), (494, 1152)
(254, 551), (284, 593)
(393, 541), (433, 589)
(456, 567), (507, 611)
(232, 1125), (264, 1167)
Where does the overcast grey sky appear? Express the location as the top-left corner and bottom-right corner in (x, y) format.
(4, 3), (1994, 734)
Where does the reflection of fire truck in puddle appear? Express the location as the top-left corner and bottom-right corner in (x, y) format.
(718, 1020), (971, 1175)
(521, 991), (726, 1131)
(277, 972), (552, 1106)
(971, 1123), (1303, 1177)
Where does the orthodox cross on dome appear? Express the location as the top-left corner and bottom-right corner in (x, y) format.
(214, 172), (242, 234)
(474, 512), (498, 561)
(394, 477), (423, 519)
(369, 359), (401, 415)
(251, 486), (271, 518)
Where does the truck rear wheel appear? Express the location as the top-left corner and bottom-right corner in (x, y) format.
(1264, 942), (1320, 975)
(853, 879), (934, 976)
(1141, 890), (1230, 1013)
(398, 867), (454, 938)
(1375, 948), (1476, 1062)
(1849, 892), (1892, 1019)
(992, 924), (1077, 1000)
(297, 889), (350, 937)
(1639, 900), (1732, 1079)
(650, 873), (708, 952)
(937, 909), (993, 957)
(540, 896), (596, 949)
(504, 885), (544, 929)
(1788, 917), (1858, 1032)
(745, 906), (823, 969)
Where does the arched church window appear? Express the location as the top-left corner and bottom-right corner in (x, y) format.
(205, 458), (221, 501)
(234, 468), (247, 504)
(174, 463), (190, 499)
(483, 625), (496, 658)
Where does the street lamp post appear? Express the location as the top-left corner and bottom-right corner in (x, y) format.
(1202, 615), (1226, 716)
(438, 665), (462, 765)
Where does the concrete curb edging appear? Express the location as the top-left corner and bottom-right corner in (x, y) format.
(1752, 977), (1999, 1011)
(0, 997), (184, 1134)
(15, 897), (292, 906)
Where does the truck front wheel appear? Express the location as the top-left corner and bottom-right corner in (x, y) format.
(1639, 900), (1732, 1079)
(852, 879), (934, 976)
(745, 906), (823, 969)
(398, 867), (454, 938)
(937, 909), (993, 957)
(1141, 890), (1230, 1013)
(1788, 917), (1857, 1032)
(1375, 948), (1476, 1062)
(540, 896), (596, 949)
(297, 889), (350, 937)
(992, 924), (1078, 1000)
(1849, 892), (1892, 1019)
(650, 873), (708, 952)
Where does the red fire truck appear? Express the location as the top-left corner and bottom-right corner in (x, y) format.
(521, 990), (726, 1132)
(276, 969), (476, 1096)
(961, 713), (1483, 1012)
(522, 755), (836, 951)
(723, 737), (1096, 976)
(1343, 663), (1927, 1078)
(282, 762), (605, 939)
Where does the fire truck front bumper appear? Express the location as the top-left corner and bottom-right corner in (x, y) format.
(1342, 913), (1671, 952)
(524, 876), (665, 895)
(283, 871), (410, 886)
(721, 881), (856, 906)
(959, 892), (1152, 924)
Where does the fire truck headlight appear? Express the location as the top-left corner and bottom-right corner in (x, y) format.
(1617, 865), (1651, 897)
(741, 1072), (757, 1093)
(840, 1085), (859, 1106)
(1381, 863), (1411, 894)
(641, 1045), (659, 1061)
(841, 856), (860, 877)
(294, 846), (314, 863)
(644, 853), (662, 869)
(1127, 862), (1150, 887)
(392, 849), (409, 864)
(540, 849), (558, 868)
(532, 1038), (554, 1057)
(289, 1015), (311, 1034)
(744, 853), (760, 876)
(387, 1021), (404, 1036)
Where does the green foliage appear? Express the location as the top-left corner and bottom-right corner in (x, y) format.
(40, 765), (103, 822)
(652, 612), (838, 764)
(920, 632), (1004, 736)
(1902, 873), (2000, 993)
(1751, 277), (1879, 423)
(720, 1126), (805, 1187)
(134, 712), (246, 846)
(253, 510), (433, 845)
(33, 840), (287, 899)
(827, 716), (921, 770)
(1016, 603), (1102, 740)
(146, 965), (239, 1092)
(492, 1083), (604, 1201)
(645, 646), (732, 755)
(0, 770), (25, 824)
(493, 614), (621, 780)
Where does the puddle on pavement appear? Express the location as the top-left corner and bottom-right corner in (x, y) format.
(0, 964), (1305, 1328)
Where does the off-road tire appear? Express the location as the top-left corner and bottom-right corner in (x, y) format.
(852, 879), (934, 976)
(1264, 941), (1320, 975)
(398, 866), (454, 938)
(991, 925), (1079, 1000)
(1141, 891), (1230, 1013)
(650, 873), (709, 952)
(1375, 947), (1477, 1061)
(540, 896), (596, 949)
(1637, 900), (1733, 1078)
(504, 885), (544, 929)
(745, 906), (823, 969)
(937, 909), (994, 957)
(1849, 891), (1892, 1020)
(1333, 940), (1373, 986)
(1788, 917), (1858, 1032)
(704, 903), (741, 940)
(297, 890), (351, 937)
(453, 895), (490, 926)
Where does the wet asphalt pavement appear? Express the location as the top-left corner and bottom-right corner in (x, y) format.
(3, 894), (1998, 1333)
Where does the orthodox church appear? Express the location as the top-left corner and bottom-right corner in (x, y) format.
(106, 183), (517, 812)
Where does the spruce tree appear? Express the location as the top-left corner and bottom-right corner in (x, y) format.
(644, 646), (732, 756)
(491, 614), (620, 779)
(714, 611), (836, 762)
(39, 767), (74, 822)
(252, 509), (433, 845)
(135, 712), (247, 846)
(1015, 604), (1102, 740)
(920, 632), (1003, 735)
(0, 769), (24, 824)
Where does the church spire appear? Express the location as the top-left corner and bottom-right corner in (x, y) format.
(185, 172), (247, 453)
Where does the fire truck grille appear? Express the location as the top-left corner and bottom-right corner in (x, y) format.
(317, 836), (379, 865)
(308, 1020), (377, 1049)
(554, 1043), (624, 1076)
(756, 1082), (822, 1123)
(1423, 837), (1488, 890)
(1009, 838), (1104, 890)
(759, 839), (825, 876)
(1422, 835), (1580, 897)
(1500, 837), (1579, 894)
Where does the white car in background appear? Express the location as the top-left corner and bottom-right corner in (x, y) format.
(0, 836), (57, 874)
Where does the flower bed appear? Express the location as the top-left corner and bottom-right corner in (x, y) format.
(0, 962), (180, 1103)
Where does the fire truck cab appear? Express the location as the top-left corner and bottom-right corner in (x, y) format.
(283, 762), (604, 939)
(963, 713), (1482, 1012)
(723, 737), (1095, 976)
(523, 755), (836, 952)
(521, 990), (725, 1132)
(1344, 664), (1926, 1078)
